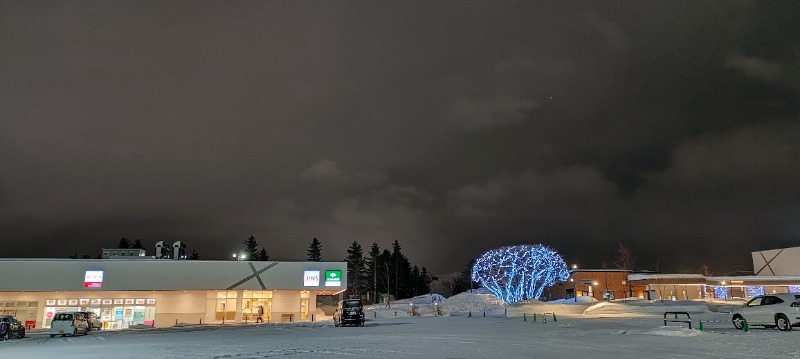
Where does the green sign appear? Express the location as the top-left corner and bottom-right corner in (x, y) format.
(325, 270), (342, 286)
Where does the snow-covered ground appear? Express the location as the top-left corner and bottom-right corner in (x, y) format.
(3, 301), (799, 358)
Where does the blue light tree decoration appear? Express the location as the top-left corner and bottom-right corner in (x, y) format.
(471, 244), (569, 303)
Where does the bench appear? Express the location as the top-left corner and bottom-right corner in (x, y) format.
(663, 311), (691, 329)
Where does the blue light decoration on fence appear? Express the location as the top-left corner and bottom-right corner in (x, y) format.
(713, 286), (728, 299)
(789, 286), (800, 293)
(745, 286), (765, 297)
(471, 244), (569, 304)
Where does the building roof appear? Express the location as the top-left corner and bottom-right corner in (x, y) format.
(0, 259), (347, 292)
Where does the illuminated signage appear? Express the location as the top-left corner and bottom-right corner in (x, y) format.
(325, 270), (342, 287)
(84, 270), (104, 288)
(304, 270), (320, 286)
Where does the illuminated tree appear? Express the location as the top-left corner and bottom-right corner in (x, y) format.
(471, 244), (569, 303)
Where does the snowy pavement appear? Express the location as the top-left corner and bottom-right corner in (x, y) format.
(2, 314), (798, 358)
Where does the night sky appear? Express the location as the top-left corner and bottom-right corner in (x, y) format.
(1, 1), (798, 275)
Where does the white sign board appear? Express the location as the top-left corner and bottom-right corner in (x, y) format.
(84, 270), (104, 288)
(303, 270), (320, 286)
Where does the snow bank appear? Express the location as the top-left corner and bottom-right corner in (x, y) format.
(584, 300), (711, 315)
(507, 300), (591, 316)
(443, 290), (506, 313)
(620, 326), (702, 337)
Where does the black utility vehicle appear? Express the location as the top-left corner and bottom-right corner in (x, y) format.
(0, 315), (25, 340)
(333, 299), (365, 327)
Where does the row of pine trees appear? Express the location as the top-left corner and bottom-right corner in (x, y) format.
(344, 240), (431, 303)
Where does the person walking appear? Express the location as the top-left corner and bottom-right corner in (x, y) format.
(256, 305), (264, 323)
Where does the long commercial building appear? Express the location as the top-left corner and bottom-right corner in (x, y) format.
(0, 259), (347, 329)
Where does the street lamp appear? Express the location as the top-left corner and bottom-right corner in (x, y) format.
(572, 264), (578, 302)
(233, 253), (247, 261)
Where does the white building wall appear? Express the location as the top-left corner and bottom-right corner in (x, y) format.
(752, 247), (800, 276)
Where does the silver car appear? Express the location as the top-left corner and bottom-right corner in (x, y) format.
(731, 293), (800, 331)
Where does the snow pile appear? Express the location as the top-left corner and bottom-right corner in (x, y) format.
(405, 293), (447, 305)
(507, 300), (591, 316)
(548, 296), (597, 304)
(584, 300), (711, 315)
(443, 290), (506, 313)
(627, 326), (703, 337)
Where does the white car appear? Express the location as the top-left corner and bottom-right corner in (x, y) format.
(731, 293), (800, 331)
(49, 312), (90, 338)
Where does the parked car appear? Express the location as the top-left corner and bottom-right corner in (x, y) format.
(333, 299), (365, 327)
(0, 315), (25, 340)
(731, 293), (800, 331)
(49, 312), (90, 337)
(75, 311), (102, 331)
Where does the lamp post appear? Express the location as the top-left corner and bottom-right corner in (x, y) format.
(233, 253), (247, 261)
(572, 264), (578, 302)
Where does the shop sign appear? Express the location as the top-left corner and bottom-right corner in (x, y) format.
(46, 310), (54, 319)
(102, 299), (113, 305)
(124, 299), (134, 305)
(135, 299), (145, 305)
(68, 299), (78, 305)
(57, 299), (67, 306)
(303, 270), (320, 286)
(113, 299), (124, 305)
(90, 299), (102, 305)
(46, 300), (56, 306)
(79, 298), (89, 305)
(84, 270), (104, 288)
(325, 270), (342, 287)
(146, 298), (156, 305)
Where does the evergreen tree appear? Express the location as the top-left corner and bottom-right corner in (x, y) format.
(243, 235), (259, 261)
(419, 266), (431, 295)
(365, 243), (381, 303)
(378, 249), (392, 299)
(411, 265), (421, 296)
(391, 240), (413, 298)
(258, 248), (269, 261)
(131, 239), (145, 250)
(307, 237), (322, 261)
(118, 237), (131, 249)
(189, 250), (201, 260)
(80, 253), (91, 259)
(345, 241), (366, 298)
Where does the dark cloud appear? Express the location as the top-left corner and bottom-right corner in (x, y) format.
(1, 1), (798, 275)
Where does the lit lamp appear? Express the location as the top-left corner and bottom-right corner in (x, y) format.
(233, 253), (247, 261)
(572, 264), (578, 302)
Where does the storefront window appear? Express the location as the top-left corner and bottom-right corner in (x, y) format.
(42, 298), (157, 329)
(242, 291), (272, 322)
(215, 291), (238, 321)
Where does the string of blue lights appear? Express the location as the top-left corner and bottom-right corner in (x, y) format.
(471, 244), (569, 303)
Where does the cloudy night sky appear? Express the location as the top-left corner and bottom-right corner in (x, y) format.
(1, 1), (798, 275)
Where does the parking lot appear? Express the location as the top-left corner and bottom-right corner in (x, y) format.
(2, 314), (799, 358)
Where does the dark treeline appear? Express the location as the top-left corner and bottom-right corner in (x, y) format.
(344, 240), (431, 304)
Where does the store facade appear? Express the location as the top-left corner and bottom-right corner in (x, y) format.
(0, 259), (347, 328)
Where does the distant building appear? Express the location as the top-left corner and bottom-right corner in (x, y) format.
(549, 269), (645, 301)
(101, 248), (146, 259)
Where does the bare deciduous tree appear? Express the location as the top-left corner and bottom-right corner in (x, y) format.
(435, 272), (463, 297)
(614, 243), (636, 270)
(698, 264), (713, 276)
